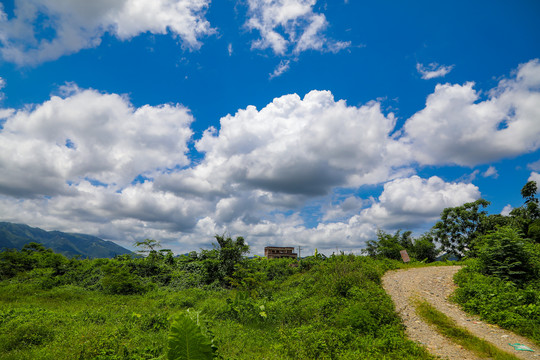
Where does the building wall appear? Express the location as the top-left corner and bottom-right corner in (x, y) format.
(264, 246), (297, 259)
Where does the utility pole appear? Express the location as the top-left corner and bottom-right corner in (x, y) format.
(297, 246), (302, 259)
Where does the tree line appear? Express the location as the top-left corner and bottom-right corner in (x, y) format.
(364, 181), (540, 275)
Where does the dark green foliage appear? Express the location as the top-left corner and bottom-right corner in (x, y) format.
(364, 230), (438, 262)
(521, 181), (538, 205)
(445, 181), (540, 347)
(510, 181), (540, 241)
(432, 199), (491, 258)
(475, 226), (538, 284)
(410, 234), (438, 262)
(529, 219), (540, 242)
(101, 263), (147, 295)
(0, 232), (435, 359)
(364, 230), (410, 260)
(453, 263), (540, 345)
(0, 249), (434, 359)
(0, 242), (69, 280)
(214, 234), (249, 285)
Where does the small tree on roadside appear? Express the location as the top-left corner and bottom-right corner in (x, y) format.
(410, 232), (439, 262)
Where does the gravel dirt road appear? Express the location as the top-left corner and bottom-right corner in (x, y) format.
(382, 266), (539, 359)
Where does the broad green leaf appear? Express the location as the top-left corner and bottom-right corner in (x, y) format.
(168, 314), (214, 360)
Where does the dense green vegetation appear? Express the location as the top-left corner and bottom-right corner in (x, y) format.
(0, 237), (435, 359)
(363, 230), (438, 262)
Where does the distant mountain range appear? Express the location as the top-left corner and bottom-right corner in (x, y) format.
(0, 222), (133, 258)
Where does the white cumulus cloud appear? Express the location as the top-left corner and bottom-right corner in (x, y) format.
(192, 90), (408, 198)
(500, 204), (513, 216)
(402, 59), (540, 166)
(357, 175), (481, 229)
(529, 172), (540, 184)
(0, 0), (213, 65)
(0, 85), (193, 197)
(245, 0), (349, 56)
(4, 59), (538, 255)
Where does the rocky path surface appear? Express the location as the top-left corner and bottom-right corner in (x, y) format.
(382, 266), (539, 359)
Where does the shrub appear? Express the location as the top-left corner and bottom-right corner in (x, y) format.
(453, 265), (540, 344)
(100, 264), (146, 295)
(475, 226), (537, 284)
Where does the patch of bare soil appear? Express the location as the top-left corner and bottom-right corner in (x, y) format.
(382, 266), (539, 359)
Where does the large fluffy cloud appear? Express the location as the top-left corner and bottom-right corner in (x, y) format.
(0, 0), (213, 65)
(0, 85), (193, 197)
(192, 90), (408, 197)
(357, 176), (480, 229)
(245, 0), (349, 56)
(151, 90), (413, 244)
(403, 59), (540, 166)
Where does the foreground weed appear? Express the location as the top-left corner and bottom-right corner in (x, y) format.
(415, 300), (520, 360)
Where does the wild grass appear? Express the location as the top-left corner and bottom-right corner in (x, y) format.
(0, 255), (437, 359)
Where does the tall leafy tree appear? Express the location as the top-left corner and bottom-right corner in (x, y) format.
(432, 199), (491, 258)
(521, 180), (538, 205)
(511, 180), (540, 242)
(410, 232), (439, 262)
(214, 234), (249, 285)
(135, 239), (161, 256)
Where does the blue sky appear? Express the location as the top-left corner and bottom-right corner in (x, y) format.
(0, 0), (539, 255)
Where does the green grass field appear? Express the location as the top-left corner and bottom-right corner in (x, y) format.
(0, 255), (436, 359)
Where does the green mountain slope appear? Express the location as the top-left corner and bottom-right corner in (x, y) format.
(0, 222), (133, 258)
